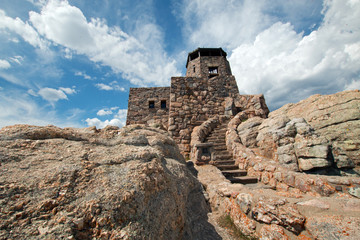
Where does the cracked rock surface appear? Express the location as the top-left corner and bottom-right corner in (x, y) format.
(0, 124), (219, 240)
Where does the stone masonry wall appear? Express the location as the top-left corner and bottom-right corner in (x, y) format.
(126, 87), (170, 128)
(168, 75), (239, 156)
(186, 56), (232, 78)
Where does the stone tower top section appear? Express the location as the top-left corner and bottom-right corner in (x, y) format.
(185, 48), (232, 78)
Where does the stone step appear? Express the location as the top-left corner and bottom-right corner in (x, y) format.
(213, 150), (229, 155)
(214, 154), (233, 160)
(210, 129), (227, 135)
(217, 165), (238, 170)
(214, 160), (235, 165)
(208, 132), (226, 136)
(228, 176), (258, 184)
(213, 146), (227, 151)
(222, 170), (247, 177)
(206, 138), (225, 141)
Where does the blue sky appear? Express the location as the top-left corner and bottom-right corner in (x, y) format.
(0, 0), (359, 129)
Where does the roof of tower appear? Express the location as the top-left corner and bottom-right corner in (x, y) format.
(186, 48), (227, 67)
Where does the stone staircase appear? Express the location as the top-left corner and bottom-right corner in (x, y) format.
(205, 121), (258, 184)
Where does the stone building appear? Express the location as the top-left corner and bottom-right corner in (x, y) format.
(126, 48), (269, 156)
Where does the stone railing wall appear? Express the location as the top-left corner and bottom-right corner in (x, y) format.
(190, 115), (229, 161)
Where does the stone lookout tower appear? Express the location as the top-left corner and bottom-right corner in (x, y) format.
(126, 47), (268, 156)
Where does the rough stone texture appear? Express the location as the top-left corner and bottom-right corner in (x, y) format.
(236, 117), (263, 148)
(190, 116), (229, 162)
(126, 48), (270, 158)
(226, 102), (360, 197)
(306, 215), (360, 240)
(232, 90), (360, 173)
(195, 163), (360, 240)
(126, 87), (170, 128)
(251, 198), (305, 234)
(0, 124), (220, 240)
(259, 224), (289, 240)
(272, 90), (360, 168)
(168, 75), (239, 155)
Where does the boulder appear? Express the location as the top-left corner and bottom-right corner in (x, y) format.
(237, 117), (263, 147)
(0, 124), (218, 240)
(275, 90), (360, 167)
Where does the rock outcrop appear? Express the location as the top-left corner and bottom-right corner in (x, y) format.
(195, 164), (360, 240)
(271, 90), (360, 169)
(235, 90), (360, 173)
(0, 124), (219, 239)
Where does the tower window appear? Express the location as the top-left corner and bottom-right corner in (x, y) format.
(161, 100), (166, 109)
(209, 67), (218, 74)
(193, 65), (196, 73)
(149, 101), (155, 109)
(209, 67), (218, 78)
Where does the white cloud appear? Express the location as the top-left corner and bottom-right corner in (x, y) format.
(9, 56), (24, 65)
(59, 87), (76, 95)
(115, 109), (128, 119)
(179, 0), (273, 49)
(38, 87), (68, 102)
(0, 59), (11, 69)
(85, 118), (123, 129)
(178, 0), (322, 50)
(0, 72), (26, 87)
(27, 89), (38, 96)
(75, 71), (92, 80)
(37, 87), (76, 104)
(226, 0), (360, 109)
(178, 0), (360, 110)
(27, 0), (180, 86)
(95, 81), (126, 91)
(0, 9), (47, 49)
(95, 83), (112, 91)
(0, 90), (82, 128)
(97, 109), (113, 116)
(86, 109), (127, 129)
(345, 79), (360, 90)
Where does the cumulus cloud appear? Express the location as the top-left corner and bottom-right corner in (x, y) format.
(228, 0), (360, 109)
(86, 109), (127, 129)
(179, 0), (359, 110)
(0, 9), (47, 49)
(95, 81), (126, 91)
(27, 0), (179, 86)
(37, 87), (76, 104)
(97, 109), (113, 116)
(179, 0), (272, 49)
(0, 59), (11, 69)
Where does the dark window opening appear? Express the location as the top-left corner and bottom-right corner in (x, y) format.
(202, 148), (209, 154)
(209, 67), (218, 74)
(193, 66), (196, 73)
(209, 67), (218, 78)
(161, 100), (166, 109)
(149, 101), (155, 109)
